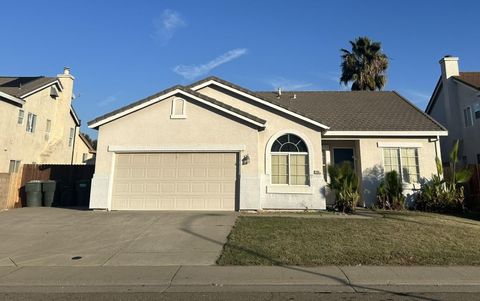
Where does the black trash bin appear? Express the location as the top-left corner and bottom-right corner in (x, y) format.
(42, 180), (56, 207)
(60, 184), (74, 207)
(25, 181), (43, 207)
(75, 180), (91, 207)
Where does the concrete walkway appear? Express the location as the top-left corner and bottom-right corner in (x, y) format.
(0, 266), (479, 293)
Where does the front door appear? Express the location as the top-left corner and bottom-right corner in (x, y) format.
(333, 148), (354, 167)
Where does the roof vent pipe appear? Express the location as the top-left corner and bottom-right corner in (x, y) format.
(277, 88), (282, 97)
(292, 93), (297, 100)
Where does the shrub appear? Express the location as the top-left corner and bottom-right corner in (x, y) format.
(415, 140), (472, 212)
(327, 162), (360, 213)
(376, 170), (405, 210)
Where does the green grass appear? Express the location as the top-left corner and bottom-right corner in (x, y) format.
(217, 210), (480, 266)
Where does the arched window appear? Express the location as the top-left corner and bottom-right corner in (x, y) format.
(171, 97), (186, 118)
(271, 134), (309, 185)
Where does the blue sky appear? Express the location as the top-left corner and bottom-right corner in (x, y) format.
(1, 0), (479, 137)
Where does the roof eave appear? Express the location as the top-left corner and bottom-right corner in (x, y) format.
(0, 91), (25, 106)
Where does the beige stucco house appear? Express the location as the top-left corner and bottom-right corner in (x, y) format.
(88, 76), (447, 211)
(0, 68), (91, 173)
(426, 56), (480, 165)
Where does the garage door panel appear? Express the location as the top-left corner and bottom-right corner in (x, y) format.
(112, 152), (237, 210)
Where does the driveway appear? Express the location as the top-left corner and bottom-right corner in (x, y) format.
(0, 208), (237, 266)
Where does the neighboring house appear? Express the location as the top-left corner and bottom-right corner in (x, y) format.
(88, 76), (446, 211)
(426, 56), (480, 165)
(74, 133), (96, 164)
(0, 68), (86, 172)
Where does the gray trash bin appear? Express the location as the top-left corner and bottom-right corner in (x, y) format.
(25, 180), (43, 207)
(42, 180), (56, 207)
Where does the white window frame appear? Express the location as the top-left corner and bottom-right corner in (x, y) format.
(381, 147), (420, 184)
(17, 109), (25, 125)
(170, 97), (187, 119)
(26, 113), (37, 133)
(8, 160), (21, 173)
(45, 119), (52, 141)
(82, 153), (88, 163)
(271, 152), (310, 186)
(464, 106), (474, 127)
(474, 103), (480, 120)
(68, 128), (75, 147)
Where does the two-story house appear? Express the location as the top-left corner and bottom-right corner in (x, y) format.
(0, 68), (93, 173)
(426, 56), (480, 164)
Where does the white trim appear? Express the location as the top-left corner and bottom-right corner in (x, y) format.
(20, 80), (63, 98)
(70, 107), (80, 125)
(108, 145), (246, 153)
(324, 130), (448, 137)
(88, 89), (266, 129)
(170, 97), (187, 119)
(107, 153), (116, 211)
(191, 80), (330, 130)
(0, 91), (25, 106)
(377, 142), (422, 148)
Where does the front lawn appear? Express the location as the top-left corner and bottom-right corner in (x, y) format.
(217, 210), (480, 266)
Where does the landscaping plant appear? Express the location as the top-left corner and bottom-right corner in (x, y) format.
(376, 170), (405, 210)
(327, 162), (360, 213)
(415, 140), (472, 212)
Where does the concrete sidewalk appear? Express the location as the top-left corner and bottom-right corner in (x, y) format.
(0, 266), (479, 294)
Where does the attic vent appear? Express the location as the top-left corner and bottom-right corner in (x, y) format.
(50, 86), (59, 98)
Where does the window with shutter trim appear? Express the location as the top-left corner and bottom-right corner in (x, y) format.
(464, 107), (473, 127)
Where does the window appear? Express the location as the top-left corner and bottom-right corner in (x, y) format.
(82, 153), (88, 163)
(45, 119), (51, 141)
(474, 103), (480, 120)
(170, 98), (186, 118)
(26, 113), (37, 133)
(17, 110), (24, 125)
(464, 107), (473, 127)
(271, 134), (309, 185)
(68, 128), (74, 147)
(383, 148), (420, 183)
(8, 160), (21, 173)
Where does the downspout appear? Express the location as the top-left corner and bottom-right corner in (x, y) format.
(70, 126), (78, 164)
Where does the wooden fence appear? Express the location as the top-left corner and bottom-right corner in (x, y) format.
(465, 164), (480, 211)
(1, 164), (94, 209)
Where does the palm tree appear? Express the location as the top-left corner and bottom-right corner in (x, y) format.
(340, 37), (389, 91)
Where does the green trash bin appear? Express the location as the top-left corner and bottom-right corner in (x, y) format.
(75, 180), (91, 207)
(25, 180), (43, 207)
(42, 180), (56, 207)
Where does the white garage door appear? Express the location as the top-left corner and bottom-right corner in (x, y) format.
(111, 153), (237, 210)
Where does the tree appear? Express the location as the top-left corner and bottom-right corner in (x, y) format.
(340, 36), (389, 91)
(82, 133), (97, 150)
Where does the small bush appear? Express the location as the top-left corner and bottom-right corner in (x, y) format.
(414, 141), (472, 212)
(376, 170), (405, 210)
(327, 162), (360, 213)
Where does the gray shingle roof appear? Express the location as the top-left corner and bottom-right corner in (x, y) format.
(255, 91), (446, 132)
(88, 85), (267, 128)
(0, 76), (59, 98)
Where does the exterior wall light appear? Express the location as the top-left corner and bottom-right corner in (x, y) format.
(242, 154), (250, 165)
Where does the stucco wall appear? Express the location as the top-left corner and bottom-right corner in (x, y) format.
(90, 88), (328, 210)
(429, 79), (480, 164)
(0, 75), (77, 172)
(357, 137), (439, 207)
(73, 133), (94, 164)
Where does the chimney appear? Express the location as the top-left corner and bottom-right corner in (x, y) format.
(439, 56), (459, 80)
